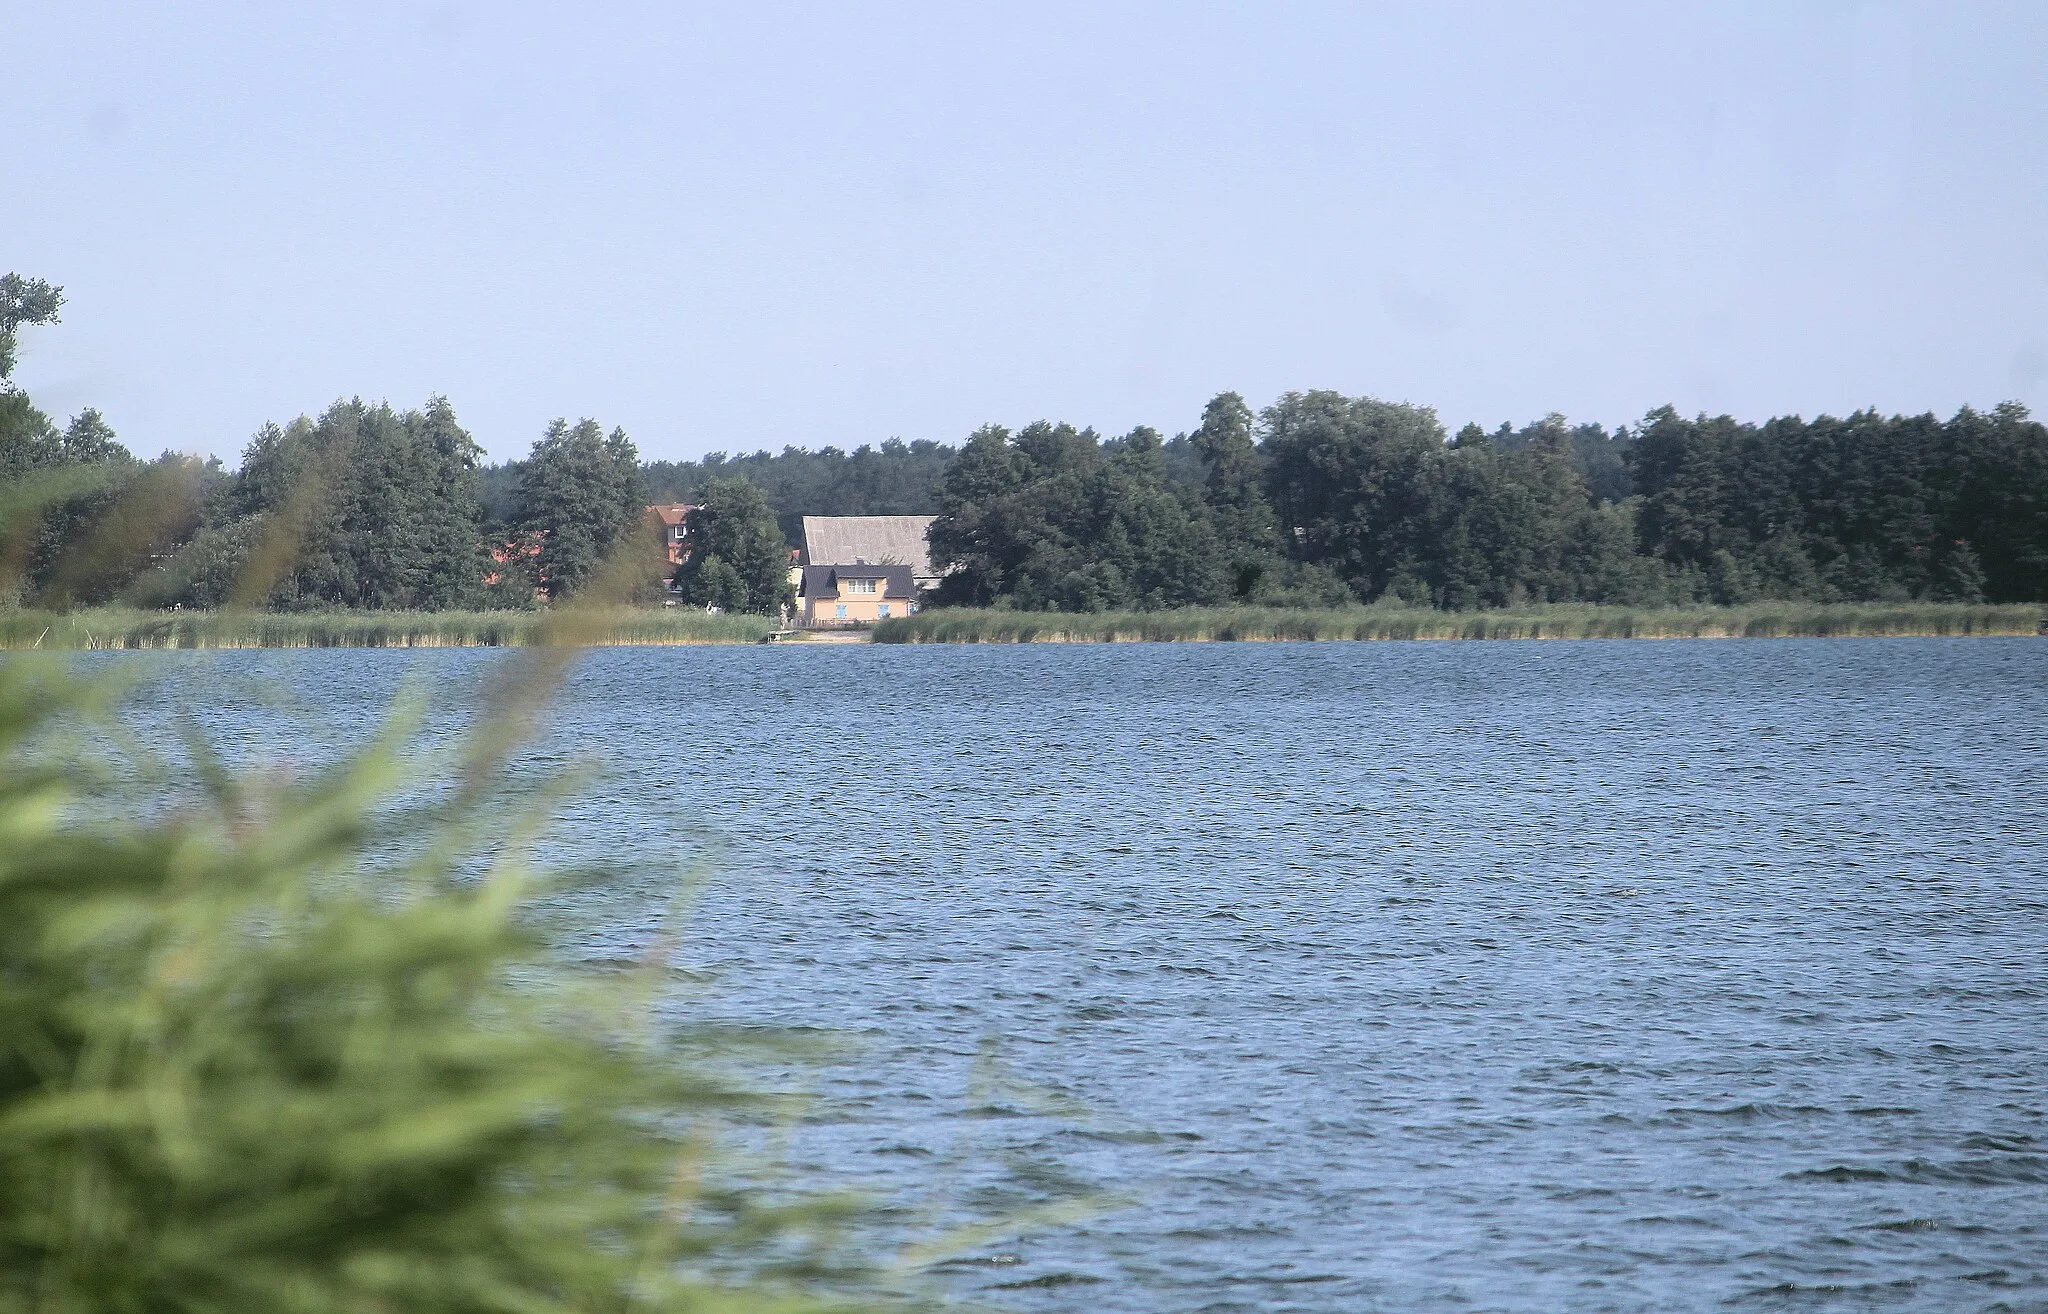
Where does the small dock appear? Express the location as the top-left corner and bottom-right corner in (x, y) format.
(759, 629), (869, 644)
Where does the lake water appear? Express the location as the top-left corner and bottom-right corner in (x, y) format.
(114, 639), (2047, 1312)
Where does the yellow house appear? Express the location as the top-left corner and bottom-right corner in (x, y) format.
(798, 563), (916, 627)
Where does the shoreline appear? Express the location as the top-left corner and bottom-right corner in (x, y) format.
(872, 602), (2048, 645)
(2, 602), (2042, 650)
(0, 608), (779, 650)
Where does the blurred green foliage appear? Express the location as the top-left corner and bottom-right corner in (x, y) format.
(0, 656), (879, 1313)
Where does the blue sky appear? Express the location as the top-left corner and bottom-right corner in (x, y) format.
(6, 2), (2046, 464)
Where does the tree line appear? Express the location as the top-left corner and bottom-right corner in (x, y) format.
(1, 274), (209, 609)
(6, 271), (2046, 613)
(186, 407), (657, 610)
(927, 392), (2048, 610)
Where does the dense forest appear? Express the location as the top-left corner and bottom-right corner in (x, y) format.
(5, 271), (2046, 614)
(926, 393), (2046, 611)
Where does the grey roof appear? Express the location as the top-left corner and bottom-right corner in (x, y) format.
(801, 515), (938, 577)
(800, 563), (916, 600)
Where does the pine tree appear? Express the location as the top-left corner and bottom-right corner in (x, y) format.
(518, 419), (647, 601)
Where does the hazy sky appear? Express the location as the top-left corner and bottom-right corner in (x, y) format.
(7, 2), (2047, 464)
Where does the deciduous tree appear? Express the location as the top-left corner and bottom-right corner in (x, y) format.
(670, 477), (794, 615)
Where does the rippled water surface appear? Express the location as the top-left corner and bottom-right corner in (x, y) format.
(120, 639), (2047, 1311)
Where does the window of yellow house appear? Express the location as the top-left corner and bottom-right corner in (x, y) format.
(878, 603), (890, 618)
(846, 578), (877, 594)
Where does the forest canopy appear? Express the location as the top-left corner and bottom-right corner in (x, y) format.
(921, 393), (2046, 611)
(4, 271), (2046, 613)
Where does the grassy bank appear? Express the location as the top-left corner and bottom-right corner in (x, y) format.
(873, 601), (2048, 643)
(0, 607), (779, 649)
(9, 602), (2042, 649)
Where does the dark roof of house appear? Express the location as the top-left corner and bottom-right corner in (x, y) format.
(800, 563), (915, 599)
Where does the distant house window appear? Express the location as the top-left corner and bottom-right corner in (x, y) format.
(669, 527), (685, 541)
(835, 604), (847, 619)
(878, 604), (890, 618)
(846, 578), (877, 594)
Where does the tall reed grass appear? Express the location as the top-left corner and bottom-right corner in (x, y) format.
(0, 606), (778, 649)
(0, 650), (911, 1312)
(873, 601), (2048, 644)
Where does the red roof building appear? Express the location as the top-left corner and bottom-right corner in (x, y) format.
(648, 504), (693, 566)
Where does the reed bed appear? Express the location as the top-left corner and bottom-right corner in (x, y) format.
(0, 607), (779, 649)
(8, 602), (2041, 649)
(873, 601), (2048, 644)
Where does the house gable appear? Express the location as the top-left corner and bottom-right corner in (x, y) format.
(800, 563), (914, 601)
